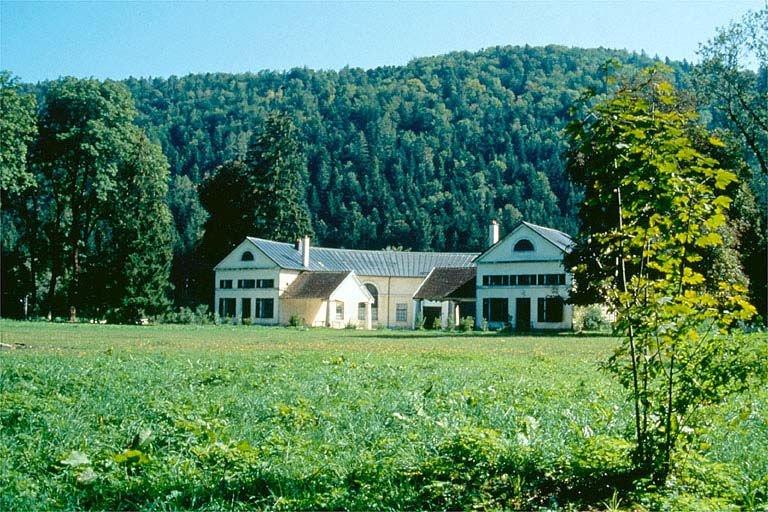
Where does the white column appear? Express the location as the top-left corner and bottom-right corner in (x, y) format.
(366, 302), (372, 330)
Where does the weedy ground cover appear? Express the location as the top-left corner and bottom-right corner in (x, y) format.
(1, 321), (766, 510)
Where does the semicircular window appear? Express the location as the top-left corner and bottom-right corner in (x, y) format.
(241, 251), (255, 261)
(513, 239), (535, 252)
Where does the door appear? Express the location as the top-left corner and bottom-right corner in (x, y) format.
(516, 298), (531, 331)
(423, 306), (442, 329)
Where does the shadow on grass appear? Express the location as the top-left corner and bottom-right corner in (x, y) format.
(359, 330), (614, 340)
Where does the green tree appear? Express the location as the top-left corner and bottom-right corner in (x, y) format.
(0, 72), (38, 317)
(697, 7), (767, 177)
(565, 68), (762, 485)
(245, 112), (313, 242)
(167, 174), (208, 307)
(35, 78), (137, 319)
(0, 71), (37, 196)
(109, 131), (174, 322)
(697, 8), (768, 322)
(197, 160), (253, 264)
(33, 78), (173, 321)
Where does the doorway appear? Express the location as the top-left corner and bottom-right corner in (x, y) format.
(516, 298), (531, 331)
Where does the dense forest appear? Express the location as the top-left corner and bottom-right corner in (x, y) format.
(3, 42), (765, 319)
(125, 46), (677, 250)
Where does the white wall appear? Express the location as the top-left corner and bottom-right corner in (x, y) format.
(475, 224), (573, 330)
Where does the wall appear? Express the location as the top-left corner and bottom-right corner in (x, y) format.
(475, 225), (573, 331)
(359, 275), (424, 329)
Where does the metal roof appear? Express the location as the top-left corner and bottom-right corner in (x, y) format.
(522, 222), (574, 253)
(245, 237), (478, 277)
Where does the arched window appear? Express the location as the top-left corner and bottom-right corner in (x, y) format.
(514, 239), (534, 252)
(241, 251), (254, 261)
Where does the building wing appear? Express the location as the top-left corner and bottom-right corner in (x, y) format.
(413, 267), (477, 300)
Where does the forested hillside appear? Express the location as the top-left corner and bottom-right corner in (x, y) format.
(8, 42), (765, 318)
(123, 46), (679, 252)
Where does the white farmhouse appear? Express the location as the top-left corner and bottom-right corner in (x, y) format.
(214, 221), (574, 331)
(213, 236), (477, 329)
(475, 221), (574, 330)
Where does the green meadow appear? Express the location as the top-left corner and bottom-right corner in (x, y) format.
(1, 321), (766, 510)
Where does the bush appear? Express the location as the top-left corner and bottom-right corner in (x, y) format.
(574, 305), (610, 332)
(415, 312), (425, 330)
(289, 313), (304, 327)
(458, 316), (474, 332)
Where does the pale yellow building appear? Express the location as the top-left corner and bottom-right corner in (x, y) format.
(213, 236), (477, 329)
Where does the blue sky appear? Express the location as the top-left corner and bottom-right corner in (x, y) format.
(1, 1), (763, 83)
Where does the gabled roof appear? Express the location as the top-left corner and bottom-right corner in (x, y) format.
(281, 272), (352, 299)
(475, 221), (574, 261)
(242, 237), (478, 277)
(413, 267), (477, 301)
(522, 222), (574, 253)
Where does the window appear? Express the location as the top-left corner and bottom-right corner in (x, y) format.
(256, 279), (274, 289)
(358, 303), (367, 321)
(537, 296), (564, 323)
(514, 239), (534, 251)
(219, 279), (233, 289)
(517, 274), (536, 286)
(485, 275), (511, 286)
(241, 251), (254, 261)
(255, 298), (274, 319)
(482, 298), (509, 323)
(542, 274), (566, 286)
(238, 279), (255, 289)
(218, 298), (236, 318)
(241, 298), (251, 319)
(396, 303), (407, 322)
(365, 284), (378, 321)
(335, 302), (344, 320)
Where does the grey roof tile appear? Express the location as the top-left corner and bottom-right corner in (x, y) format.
(281, 272), (351, 299)
(522, 222), (574, 253)
(414, 267), (477, 300)
(246, 237), (477, 277)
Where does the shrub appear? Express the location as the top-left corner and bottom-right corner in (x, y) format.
(458, 316), (474, 332)
(574, 305), (610, 332)
(415, 312), (425, 330)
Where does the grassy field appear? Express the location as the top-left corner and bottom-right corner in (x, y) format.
(1, 321), (766, 510)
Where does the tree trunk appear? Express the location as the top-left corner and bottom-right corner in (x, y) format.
(69, 243), (80, 322)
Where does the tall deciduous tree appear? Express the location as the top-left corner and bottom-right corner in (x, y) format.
(1, 72), (37, 196)
(565, 67), (763, 485)
(197, 160), (253, 266)
(0, 72), (38, 317)
(245, 112), (313, 242)
(697, 7), (767, 177)
(35, 78), (135, 319)
(697, 8), (768, 322)
(34, 78), (173, 321)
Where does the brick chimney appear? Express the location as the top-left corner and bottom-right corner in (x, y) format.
(489, 221), (500, 247)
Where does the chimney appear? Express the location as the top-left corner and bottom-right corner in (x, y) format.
(489, 221), (500, 247)
(302, 235), (310, 268)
